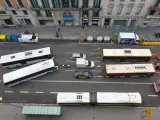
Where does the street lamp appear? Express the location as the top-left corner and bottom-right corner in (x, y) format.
(52, 13), (58, 32)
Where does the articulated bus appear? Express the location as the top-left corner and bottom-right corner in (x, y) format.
(3, 59), (58, 87)
(57, 92), (142, 106)
(0, 47), (52, 68)
(104, 63), (156, 78)
(101, 49), (152, 62)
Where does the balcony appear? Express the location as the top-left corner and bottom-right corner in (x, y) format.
(30, 6), (79, 11)
(149, 6), (160, 11)
(80, 6), (102, 11)
(146, 15), (160, 19)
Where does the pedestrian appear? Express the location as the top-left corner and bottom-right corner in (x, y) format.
(141, 110), (147, 118)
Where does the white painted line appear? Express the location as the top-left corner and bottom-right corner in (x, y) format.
(92, 49), (98, 50)
(20, 91), (29, 93)
(93, 61), (101, 62)
(88, 53), (99, 55)
(65, 70), (75, 72)
(35, 92), (44, 94)
(5, 91), (13, 93)
(92, 45), (98, 46)
(152, 54), (156, 56)
(31, 80), (152, 85)
(66, 52), (72, 54)
(148, 95), (158, 97)
(68, 45), (76, 46)
(66, 61), (76, 62)
(93, 76), (103, 78)
(50, 92), (58, 94)
(91, 70), (101, 72)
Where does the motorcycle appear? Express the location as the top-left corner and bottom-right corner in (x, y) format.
(63, 64), (71, 68)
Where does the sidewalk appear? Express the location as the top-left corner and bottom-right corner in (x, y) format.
(0, 26), (160, 41)
(0, 104), (160, 120)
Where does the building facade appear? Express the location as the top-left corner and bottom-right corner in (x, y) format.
(0, 0), (159, 27)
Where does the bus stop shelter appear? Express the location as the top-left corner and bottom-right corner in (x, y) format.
(22, 106), (61, 116)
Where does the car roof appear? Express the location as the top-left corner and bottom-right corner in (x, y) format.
(72, 53), (81, 57)
(76, 71), (90, 75)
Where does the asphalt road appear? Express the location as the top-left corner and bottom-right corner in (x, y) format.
(0, 42), (160, 106)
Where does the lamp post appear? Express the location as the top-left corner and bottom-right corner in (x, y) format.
(52, 13), (58, 32)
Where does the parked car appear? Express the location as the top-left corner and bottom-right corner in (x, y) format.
(74, 71), (92, 79)
(156, 54), (160, 61)
(155, 62), (160, 70)
(70, 53), (86, 60)
(153, 80), (160, 93)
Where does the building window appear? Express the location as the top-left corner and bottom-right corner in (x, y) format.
(17, 0), (24, 7)
(36, 10), (42, 16)
(71, 0), (78, 8)
(110, 0), (114, 2)
(41, 0), (50, 8)
(11, 10), (17, 15)
(82, 10), (89, 17)
(30, 0), (39, 8)
(117, 4), (123, 14)
(39, 20), (45, 25)
(93, 10), (99, 17)
(45, 10), (52, 17)
(120, 0), (124, 2)
(52, 0), (60, 8)
(136, 5), (144, 14)
(0, 11), (6, 14)
(23, 10), (28, 15)
(83, 0), (88, 8)
(62, 0), (69, 8)
(130, 0), (135, 1)
(4, 19), (14, 25)
(107, 5), (113, 14)
(24, 19), (32, 25)
(126, 4), (133, 14)
(93, 0), (101, 8)
(5, 0), (12, 7)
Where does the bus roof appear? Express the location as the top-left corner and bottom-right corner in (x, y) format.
(57, 92), (90, 103)
(0, 47), (51, 64)
(119, 32), (136, 39)
(105, 63), (155, 74)
(3, 59), (54, 83)
(97, 92), (142, 104)
(102, 49), (152, 57)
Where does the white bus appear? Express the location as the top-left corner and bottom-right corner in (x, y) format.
(101, 49), (152, 62)
(0, 47), (53, 68)
(104, 63), (156, 78)
(57, 92), (142, 106)
(3, 59), (58, 87)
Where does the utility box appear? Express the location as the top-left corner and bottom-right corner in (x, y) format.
(87, 36), (93, 42)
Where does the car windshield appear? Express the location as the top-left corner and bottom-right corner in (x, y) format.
(88, 60), (91, 66)
(72, 53), (80, 58)
(83, 72), (89, 76)
(80, 53), (83, 57)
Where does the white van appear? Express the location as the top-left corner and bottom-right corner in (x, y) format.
(18, 34), (38, 43)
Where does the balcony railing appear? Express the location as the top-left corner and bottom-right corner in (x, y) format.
(146, 15), (160, 19)
(80, 6), (102, 10)
(149, 6), (160, 11)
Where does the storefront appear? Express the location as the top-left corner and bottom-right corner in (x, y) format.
(92, 18), (99, 26)
(113, 20), (127, 26)
(63, 16), (73, 26)
(82, 18), (89, 26)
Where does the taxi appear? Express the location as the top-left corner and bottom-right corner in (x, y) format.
(153, 80), (160, 93)
(74, 71), (92, 79)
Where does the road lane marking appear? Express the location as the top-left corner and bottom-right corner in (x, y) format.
(66, 61), (76, 62)
(88, 53), (100, 55)
(5, 91), (13, 93)
(148, 95), (158, 97)
(93, 76), (103, 78)
(31, 80), (152, 85)
(35, 91), (44, 94)
(50, 92), (58, 94)
(152, 54), (156, 56)
(20, 91), (29, 94)
(65, 70), (75, 72)
(93, 61), (101, 62)
(68, 44), (76, 46)
(91, 70), (101, 72)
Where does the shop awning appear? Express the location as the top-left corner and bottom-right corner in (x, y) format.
(63, 16), (72, 21)
(0, 15), (11, 20)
